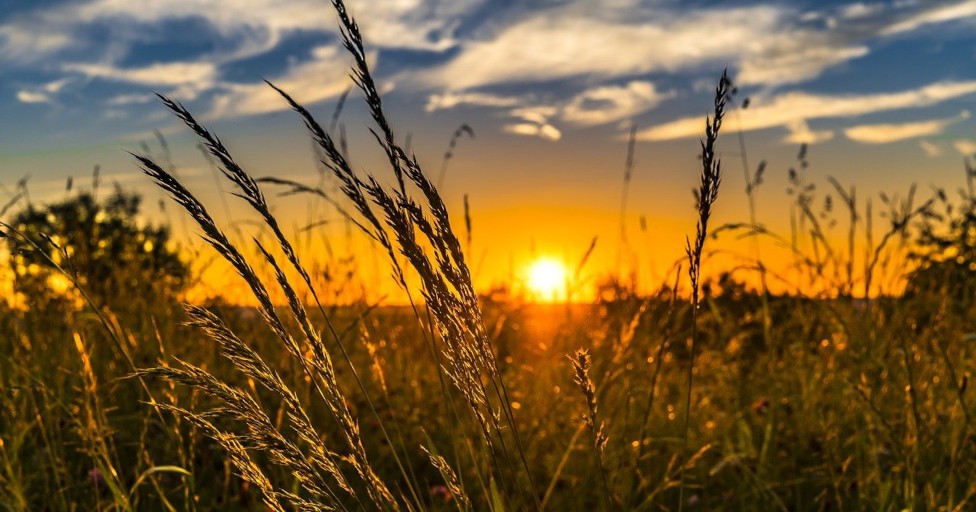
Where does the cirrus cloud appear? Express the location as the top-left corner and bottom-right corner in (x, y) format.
(844, 111), (970, 144)
(639, 81), (976, 142)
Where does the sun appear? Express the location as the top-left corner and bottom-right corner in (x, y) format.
(526, 258), (567, 302)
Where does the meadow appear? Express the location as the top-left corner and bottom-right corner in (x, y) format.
(3, 1), (976, 511)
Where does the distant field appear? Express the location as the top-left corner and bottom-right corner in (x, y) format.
(3, 1), (976, 511)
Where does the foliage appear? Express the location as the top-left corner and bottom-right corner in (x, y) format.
(906, 184), (976, 307)
(5, 189), (188, 308)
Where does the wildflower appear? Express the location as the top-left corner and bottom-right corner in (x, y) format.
(751, 396), (770, 415)
(430, 485), (453, 504)
(88, 467), (104, 486)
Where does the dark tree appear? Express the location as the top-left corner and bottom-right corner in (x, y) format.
(6, 188), (189, 309)
(906, 188), (976, 308)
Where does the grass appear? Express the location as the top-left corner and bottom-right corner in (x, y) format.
(3, 0), (976, 510)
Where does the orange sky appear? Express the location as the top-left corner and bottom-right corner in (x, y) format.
(2, 1), (974, 304)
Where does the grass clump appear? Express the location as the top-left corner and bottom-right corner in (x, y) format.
(5, 2), (976, 511)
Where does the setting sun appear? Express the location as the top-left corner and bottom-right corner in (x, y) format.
(526, 258), (567, 302)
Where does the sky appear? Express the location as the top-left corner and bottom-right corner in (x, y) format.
(1, 0), (976, 299)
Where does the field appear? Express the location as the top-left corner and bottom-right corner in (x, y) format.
(3, 1), (976, 511)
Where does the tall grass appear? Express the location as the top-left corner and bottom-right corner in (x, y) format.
(5, 2), (976, 511)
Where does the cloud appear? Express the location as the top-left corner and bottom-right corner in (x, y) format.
(64, 61), (218, 88)
(784, 121), (834, 144)
(0, 0), (483, 116)
(839, 3), (886, 19)
(16, 90), (52, 104)
(70, 0), (479, 53)
(421, 0), (976, 91)
(954, 139), (976, 156)
(561, 81), (672, 126)
(424, 5), (863, 90)
(15, 78), (75, 105)
(7, 0), (976, 132)
(503, 106), (562, 141)
(736, 43), (868, 87)
(425, 91), (523, 112)
(882, 0), (976, 35)
(207, 46), (355, 118)
(639, 80), (976, 141)
(919, 140), (942, 156)
(843, 111), (970, 143)
(107, 93), (156, 106)
(0, 24), (72, 62)
(428, 80), (671, 135)
(504, 122), (561, 142)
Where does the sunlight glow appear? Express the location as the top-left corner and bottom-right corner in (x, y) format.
(526, 258), (567, 302)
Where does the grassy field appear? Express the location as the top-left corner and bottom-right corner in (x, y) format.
(3, 1), (976, 511)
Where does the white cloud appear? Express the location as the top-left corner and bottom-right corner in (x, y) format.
(954, 139), (976, 156)
(504, 122), (561, 141)
(919, 140), (942, 156)
(882, 0), (976, 35)
(844, 111), (969, 143)
(420, 1), (960, 91)
(208, 46), (355, 118)
(639, 80), (976, 141)
(0, 0), (486, 118)
(561, 81), (672, 126)
(6, 0), (976, 131)
(784, 120), (834, 144)
(16, 90), (52, 104)
(510, 106), (559, 125)
(42, 78), (73, 94)
(107, 93), (155, 106)
(839, 3), (886, 19)
(425, 91), (523, 112)
(845, 121), (942, 143)
(0, 24), (72, 62)
(502, 105), (562, 141)
(64, 61), (218, 88)
(737, 43), (868, 87)
(429, 80), (671, 133)
(424, 5), (860, 90)
(14, 78), (74, 105)
(71, 0), (477, 52)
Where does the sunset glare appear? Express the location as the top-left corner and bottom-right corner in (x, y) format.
(526, 258), (567, 302)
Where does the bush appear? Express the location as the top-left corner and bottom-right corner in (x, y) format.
(6, 188), (188, 310)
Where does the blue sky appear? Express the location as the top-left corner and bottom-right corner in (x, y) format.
(2, 0), (974, 146)
(1, 0), (976, 290)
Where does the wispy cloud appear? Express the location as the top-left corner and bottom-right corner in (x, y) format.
(420, 0), (976, 93)
(844, 111), (970, 143)
(0, 24), (72, 62)
(16, 90), (52, 104)
(428, 80), (671, 137)
(15, 78), (74, 105)
(882, 0), (976, 34)
(5, 0), (976, 137)
(954, 139), (976, 156)
(503, 106), (562, 141)
(425, 91), (523, 112)
(65, 61), (218, 88)
(919, 140), (942, 157)
(640, 81), (976, 142)
(423, 4), (862, 90)
(1, 0), (482, 117)
(207, 46), (357, 118)
(784, 121), (834, 144)
(503, 122), (562, 142)
(562, 81), (672, 126)
(69, 0), (478, 52)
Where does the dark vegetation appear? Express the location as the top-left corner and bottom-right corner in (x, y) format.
(3, 1), (976, 510)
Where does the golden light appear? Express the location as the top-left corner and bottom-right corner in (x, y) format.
(526, 258), (567, 302)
